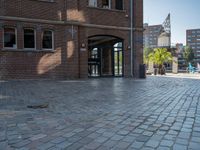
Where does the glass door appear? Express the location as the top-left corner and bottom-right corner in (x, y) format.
(114, 49), (123, 76)
(101, 48), (113, 76)
(114, 43), (123, 76)
(88, 48), (101, 77)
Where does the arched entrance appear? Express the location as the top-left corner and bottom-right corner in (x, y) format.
(88, 35), (124, 77)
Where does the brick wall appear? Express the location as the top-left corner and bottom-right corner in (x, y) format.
(0, 0), (143, 79)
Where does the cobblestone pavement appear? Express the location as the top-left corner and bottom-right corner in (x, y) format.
(0, 76), (200, 150)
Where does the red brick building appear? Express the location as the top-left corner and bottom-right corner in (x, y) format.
(0, 0), (143, 79)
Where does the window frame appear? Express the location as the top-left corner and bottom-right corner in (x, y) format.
(88, 0), (97, 7)
(23, 28), (36, 50)
(42, 30), (54, 51)
(3, 27), (17, 49)
(32, 0), (55, 2)
(102, 0), (111, 9)
(115, 0), (124, 10)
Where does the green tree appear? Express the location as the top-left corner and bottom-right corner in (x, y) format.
(148, 48), (172, 74)
(183, 46), (194, 65)
(143, 47), (153, 64)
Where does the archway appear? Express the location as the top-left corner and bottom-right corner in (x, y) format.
(88, 35), (124, 77)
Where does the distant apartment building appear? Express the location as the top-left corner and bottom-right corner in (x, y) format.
(176, 43), (185, 69)
(186, 29), (200, 63)
(144, 14), (171, 49)
(143, 24), (163, 48)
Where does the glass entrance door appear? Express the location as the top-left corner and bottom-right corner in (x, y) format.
(114, 50), (123, 76)
(101, 48), (113, 76)
(88, 36), (124, 77)
(114, 42), (123, 76)
(88, 48), (100, 77)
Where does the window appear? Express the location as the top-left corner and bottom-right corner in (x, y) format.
(42, 30), (53, 50)
(24, 28), (35, 49)
(102, 0), (111, 8)
(89, 0), (97, 7)
(115, 0), (123, 10)
(192, 31), (196, 34)
(34, 0), (54, 2)
(3, 27), (17, 49)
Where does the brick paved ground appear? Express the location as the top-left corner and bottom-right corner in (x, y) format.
(0, 76), (200, 150)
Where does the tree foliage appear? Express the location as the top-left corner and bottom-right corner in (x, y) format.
(148, 48), (172, 66)
(143, 47), (153, 64)
(183, 46), (194, 65)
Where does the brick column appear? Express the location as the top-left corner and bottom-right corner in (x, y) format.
(79, 27), (88, 78)
(17, 22), (23, 49)
(36, 25), (42, 50)
(132, 0), (143, 78)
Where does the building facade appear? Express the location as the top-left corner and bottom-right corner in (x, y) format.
(143, 24), (163, 48)
(0, 0), (143, 79)
(175, 43), (185, 69)
(186, 29), (200, 63)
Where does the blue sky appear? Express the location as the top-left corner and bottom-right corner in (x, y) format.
(144, 0), (200, 45)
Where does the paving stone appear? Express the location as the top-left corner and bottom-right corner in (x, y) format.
(160, 140), (174, 147)
(1, 76), (200, 149)
(140, 147), (155, 150)
(50, 137), (66, 144)
(88, 132), (101, 138)
(117, 130), (130, 135)
(38, 142), (55, 150)
(175, 138), (188, 145)
(122, 135), (136, 142)
(95, 136), (108, 143)
(79, 137), (94, 144)
(136, 135), (150, 142)
(30, 134), (47, 141)
(103, 140), (118, 148)
(102, 132), (115, 138)
(131, 141), (144, 149)
(56, 141), (72, 149)
(151, 135), (163, 141)
(143, 131), (154, 136)
(191, 136), (200, 143)
(84, 141), (101, 149)
(64, 142), (83, 150)
(178, 132), (191, 139)
(0, 141), (7, 149)
(114, 141), (130, 149)
(173, 144), (187, 150)
(11, 140), (31, 148)
(110, 135), (124, 141)
(188, 142), (200, 150)
(145, 140), (160, 148)
(98, 145), (113, 150)
(156, 146), (170, 150)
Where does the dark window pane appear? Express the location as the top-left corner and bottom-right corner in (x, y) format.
(102, 0), (109, 8)
(42, 30), (53, 49)
(24, 29), (35, 49)
(115, 0), (123, 10)
(4, 28), (16, 48)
